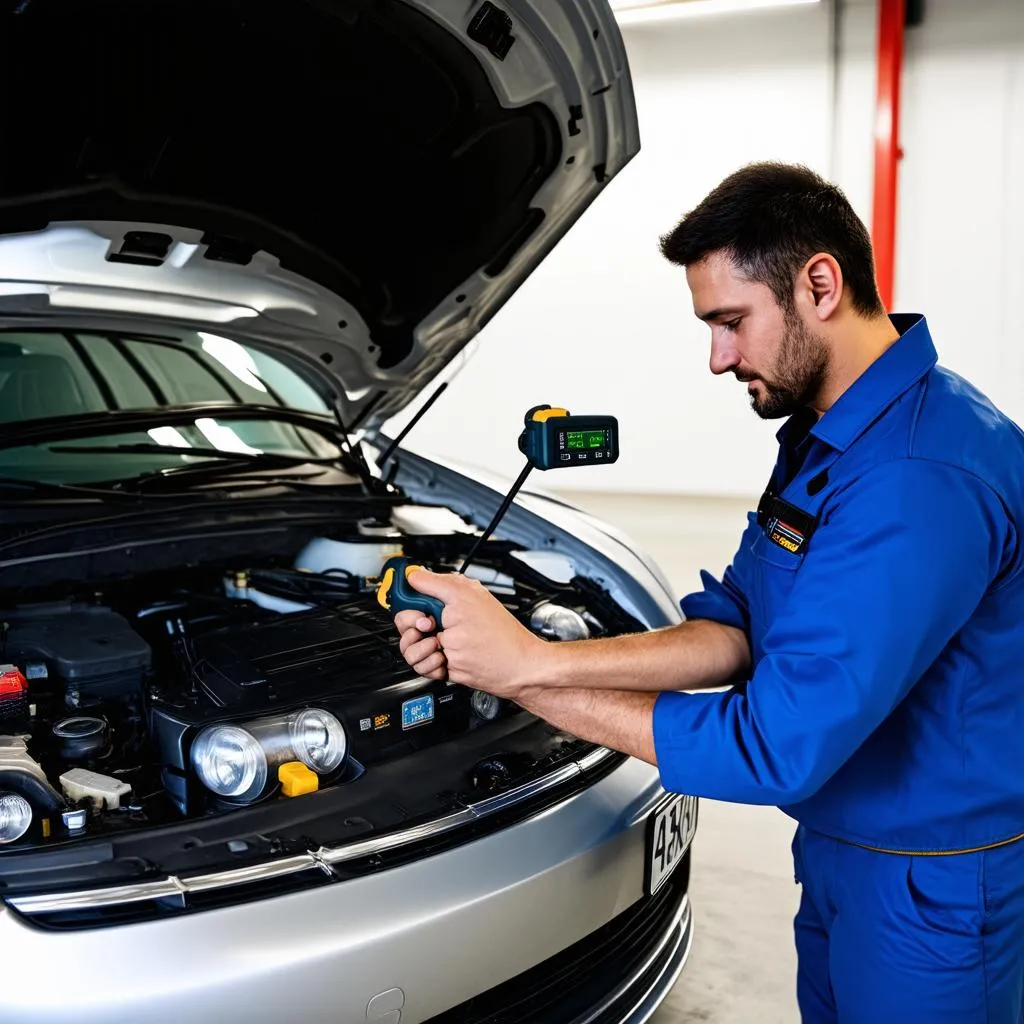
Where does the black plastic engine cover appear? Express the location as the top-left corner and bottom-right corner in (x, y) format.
(2, 603), (151, 697)
(191, 608), (400, 709)
(150, 601), (515, 813)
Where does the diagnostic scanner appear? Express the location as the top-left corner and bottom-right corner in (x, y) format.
(377, 405), (618, 634)
(375, 557), (444, 625)
(518, 406), (619, 470)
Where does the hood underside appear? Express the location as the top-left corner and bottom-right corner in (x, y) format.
(0, 0), (638, 428)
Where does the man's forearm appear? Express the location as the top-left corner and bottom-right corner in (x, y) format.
(526, 619), (750, 694)
(517, 686), (659, 765)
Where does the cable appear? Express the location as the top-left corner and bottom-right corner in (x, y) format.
(458, 461), (534, 576)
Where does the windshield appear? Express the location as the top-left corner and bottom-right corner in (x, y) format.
(0, 329), (342, 484)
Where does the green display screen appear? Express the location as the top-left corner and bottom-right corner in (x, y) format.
(567, 430), (607, 450)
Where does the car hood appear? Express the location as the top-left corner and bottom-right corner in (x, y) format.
(0, 0), (638, 432)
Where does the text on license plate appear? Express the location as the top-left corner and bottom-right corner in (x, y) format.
(647, 794), (698, 895)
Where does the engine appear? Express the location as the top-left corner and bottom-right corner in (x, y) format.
(0, 535), (640, 849)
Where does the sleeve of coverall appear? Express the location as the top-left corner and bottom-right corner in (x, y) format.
(652, 459), (1012, 804)
(677, 521), (757, 631)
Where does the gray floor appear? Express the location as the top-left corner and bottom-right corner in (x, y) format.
(554, 491), (801, 1024)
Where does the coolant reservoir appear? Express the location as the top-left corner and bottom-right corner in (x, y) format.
(59, 768), (131, 810)
(223, 572), (312, 614)
(295, 537), (402, 579)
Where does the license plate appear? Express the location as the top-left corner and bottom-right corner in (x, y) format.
(646, 794), (698, 896)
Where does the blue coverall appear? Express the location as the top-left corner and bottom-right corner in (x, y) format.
(653, 315), (1024, 1022)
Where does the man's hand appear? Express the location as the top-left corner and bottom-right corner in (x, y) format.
(394, 570), (549, 699)
(394, 568), (751, 699)
(395, 609), (448, 681)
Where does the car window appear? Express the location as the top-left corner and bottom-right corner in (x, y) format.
(77, 335), (157, 407)
(0, 329), (339, 484)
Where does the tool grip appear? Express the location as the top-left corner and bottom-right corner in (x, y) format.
(376, 557), (445, 627)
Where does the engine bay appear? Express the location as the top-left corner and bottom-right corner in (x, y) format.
(0, 524), (642, 853)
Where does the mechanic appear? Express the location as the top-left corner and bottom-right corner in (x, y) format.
(392, 162), (1024, 1023)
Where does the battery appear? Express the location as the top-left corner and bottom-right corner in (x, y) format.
(0, 664), (28, 723)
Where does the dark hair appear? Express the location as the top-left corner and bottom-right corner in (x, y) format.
(659, 162), (885, 317)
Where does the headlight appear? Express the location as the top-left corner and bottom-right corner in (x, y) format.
(0, 792), (33, 844)
(290, 709), (347, 773)
(191, 709), (347, 802)
(530, 602), (591, 641)
(191, 725), (268, 801)
(470, 689), (503, 722)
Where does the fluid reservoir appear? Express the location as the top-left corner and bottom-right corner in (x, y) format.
(295, 537), (402, 580)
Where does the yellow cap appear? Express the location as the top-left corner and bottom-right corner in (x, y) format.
(278, 761), (319, 798)
(531, 407), (569, 422)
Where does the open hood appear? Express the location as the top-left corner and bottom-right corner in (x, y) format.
(0, 0), (638, 431)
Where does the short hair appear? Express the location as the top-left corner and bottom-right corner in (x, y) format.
(659, 162), (885, 318)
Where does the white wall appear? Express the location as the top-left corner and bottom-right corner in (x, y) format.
(895, 0), (1024, 421)
(832, 0), (1024, 424)
(385, 0), (1024, 498)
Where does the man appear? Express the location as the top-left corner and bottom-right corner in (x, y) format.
(393, 163), (1024, 1023)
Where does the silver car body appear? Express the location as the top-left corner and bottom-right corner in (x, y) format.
(3, 759), (691, 1024)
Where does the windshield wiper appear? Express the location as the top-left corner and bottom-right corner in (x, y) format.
(47, 444), (339, 493)
(0, 476), (142, 502)
(0, 403), (390, 496)
(47, 443), (330, 465)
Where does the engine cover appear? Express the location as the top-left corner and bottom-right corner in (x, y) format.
(192, 608), (400, 709)
(2, 603), (151, 699)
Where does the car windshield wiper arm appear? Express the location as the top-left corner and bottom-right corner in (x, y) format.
(0, 476), (142, 501)
(47, 445), (337, 492)
(0, 404), (350, 451)
(46, 443), (329, 465)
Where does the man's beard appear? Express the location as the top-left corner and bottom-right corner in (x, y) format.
(743, 311), (829, 420)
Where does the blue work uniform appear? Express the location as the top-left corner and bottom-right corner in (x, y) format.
(653, 315), (1024, 1022)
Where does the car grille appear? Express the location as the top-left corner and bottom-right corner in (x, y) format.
(428, 851), (691, 1024)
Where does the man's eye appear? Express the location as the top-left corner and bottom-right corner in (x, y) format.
(723, 319), (742, 332)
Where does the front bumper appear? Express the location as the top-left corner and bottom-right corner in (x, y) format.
(0, 757), (690, 1024)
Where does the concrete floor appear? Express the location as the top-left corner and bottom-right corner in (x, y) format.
(555, 491), (801, 1024)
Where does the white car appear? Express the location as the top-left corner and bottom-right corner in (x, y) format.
(0, 2), (696, 1021)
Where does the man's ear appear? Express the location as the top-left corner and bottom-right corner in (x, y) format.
(799, 253), (843, 322)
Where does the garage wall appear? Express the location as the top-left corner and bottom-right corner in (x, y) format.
(894, 0), (1024, 426)
(384, 0), (1024, 499)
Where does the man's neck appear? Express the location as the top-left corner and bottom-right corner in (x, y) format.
(811, 315), (901, 417)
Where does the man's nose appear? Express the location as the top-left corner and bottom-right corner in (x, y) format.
(709, 336), (740, 376)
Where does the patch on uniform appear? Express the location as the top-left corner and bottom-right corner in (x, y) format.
(757, 494), (818, 555)
(767, 517), (807, 553)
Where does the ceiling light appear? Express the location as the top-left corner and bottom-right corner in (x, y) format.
(613, 0), (819, 25)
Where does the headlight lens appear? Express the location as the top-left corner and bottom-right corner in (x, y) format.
(470, 689), (503, 722)
(290, 709), (347, 773)
(530, 602), (591, 641)
(191, 725), (268, 800)
(0, 792), (33, 844)
(191, 709), (348, 801)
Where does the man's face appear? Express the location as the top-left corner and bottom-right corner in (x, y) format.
(685, 252), (829, 419)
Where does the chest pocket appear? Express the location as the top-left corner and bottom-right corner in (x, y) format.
(749, 479), (824, 653)
(748, 530), (804, 655)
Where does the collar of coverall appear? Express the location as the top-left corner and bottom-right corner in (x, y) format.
(776, 313), (937, 454)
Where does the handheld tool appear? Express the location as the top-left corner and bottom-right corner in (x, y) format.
(375, 557), (445, 624)
(375, 406), (618, 629)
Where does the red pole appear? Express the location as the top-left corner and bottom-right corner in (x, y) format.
(871, 0), (905, 311)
